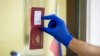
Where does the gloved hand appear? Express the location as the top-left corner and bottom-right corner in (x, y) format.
(41, 14), (73, 47)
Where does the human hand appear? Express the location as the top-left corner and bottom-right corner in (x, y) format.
(41, 14), (73, 47)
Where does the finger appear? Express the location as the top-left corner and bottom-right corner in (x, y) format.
(42, 14), (59, 20)
(41, 27), (52, 34)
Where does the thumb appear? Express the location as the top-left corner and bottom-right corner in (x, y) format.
(41, 27), (52, 34)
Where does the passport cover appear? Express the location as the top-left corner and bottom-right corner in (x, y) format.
(30, 7), (44, 49)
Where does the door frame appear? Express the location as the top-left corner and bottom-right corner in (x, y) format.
(66, 0), (87, 56)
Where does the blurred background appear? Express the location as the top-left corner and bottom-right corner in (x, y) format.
(0, 0), (100, 56)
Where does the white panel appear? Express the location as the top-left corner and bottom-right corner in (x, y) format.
(87, 0), (100, 46)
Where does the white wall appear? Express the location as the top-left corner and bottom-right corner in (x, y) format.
(0, 0), (25, 56)
(87, 0), (100, 46)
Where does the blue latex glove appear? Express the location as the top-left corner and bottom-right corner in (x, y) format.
(41, 14), (73, 47)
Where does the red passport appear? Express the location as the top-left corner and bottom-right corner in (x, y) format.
(30, 7), (44, 49)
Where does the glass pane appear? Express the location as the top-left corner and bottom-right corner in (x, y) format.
(0, 0), (67, 56)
